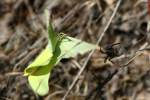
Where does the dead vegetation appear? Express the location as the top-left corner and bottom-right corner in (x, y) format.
(0, 0), (150, 100)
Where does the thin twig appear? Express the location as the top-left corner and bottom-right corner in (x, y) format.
(45, 90), (65, 100)
(62, 0), (122, 99)
(85, 43), (148, 100)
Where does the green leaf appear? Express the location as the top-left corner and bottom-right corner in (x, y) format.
(24, 40), (63, 76)
(45, 9), (58, 52)
(25, 41), (62, 96)
(28, 73), (50, 96)
(58, 36), (97, 59)
(24, 10), (98, 96)
(24, 45), (53, 76)
(48, 22), (58, 52)
(24, 10), (60, 76)
(25, 35), (97, 95)
(24, 35), (97, 75)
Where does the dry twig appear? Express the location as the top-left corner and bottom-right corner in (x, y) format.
(62, 0), (122, 99)
(85, 42), (148, 100)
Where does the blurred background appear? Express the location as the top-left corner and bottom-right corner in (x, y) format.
(0, 0), (150, 100)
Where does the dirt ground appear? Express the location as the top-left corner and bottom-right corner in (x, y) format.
(1, 0), (150, 100)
